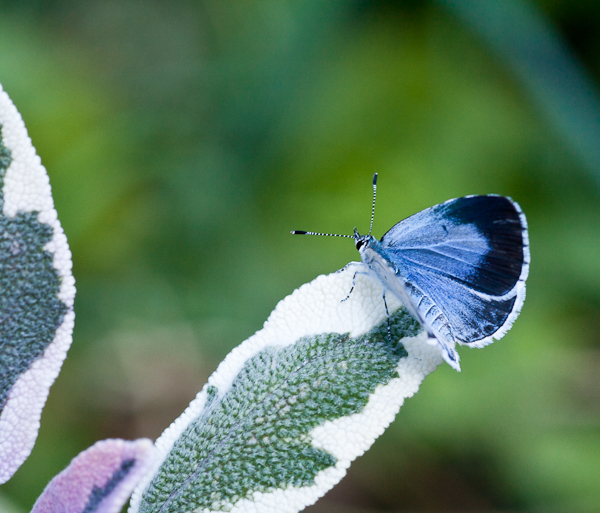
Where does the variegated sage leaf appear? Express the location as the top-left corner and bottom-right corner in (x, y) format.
(131, 267), (444, 513)
(0, 84), (76, 483)
(32, 439), (157, 513)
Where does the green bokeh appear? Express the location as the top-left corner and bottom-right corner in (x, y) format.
(1, 1), (599, 511)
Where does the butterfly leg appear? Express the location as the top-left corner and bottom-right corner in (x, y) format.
(382, 291), (392, 343)
(341, 270), (369, 302)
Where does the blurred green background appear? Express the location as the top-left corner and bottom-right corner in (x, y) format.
(1, 1), (600, 512)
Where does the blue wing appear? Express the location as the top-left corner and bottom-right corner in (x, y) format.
(381, 195), (529, 347)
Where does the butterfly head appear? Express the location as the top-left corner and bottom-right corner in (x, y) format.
(353, 227), (373, 252)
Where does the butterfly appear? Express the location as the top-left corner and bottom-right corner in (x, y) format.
(292, 174), (530, 371)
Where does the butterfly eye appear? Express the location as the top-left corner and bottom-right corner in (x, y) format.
(356, 239), (365, 251)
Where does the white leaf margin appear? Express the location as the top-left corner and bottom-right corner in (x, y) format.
(0, 84), (76, 483)
(129, 265), (443, 513)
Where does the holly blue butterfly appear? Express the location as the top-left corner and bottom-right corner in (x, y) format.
(292, 174), (530, 370)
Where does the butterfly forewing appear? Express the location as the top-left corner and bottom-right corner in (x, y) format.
(380, 195), (529, 346)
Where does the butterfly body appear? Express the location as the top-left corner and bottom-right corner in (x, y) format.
(356, 234), (460, 366)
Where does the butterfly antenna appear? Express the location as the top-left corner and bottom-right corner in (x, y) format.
(368, 173), (377, 236)
(290, 230), (353, 239)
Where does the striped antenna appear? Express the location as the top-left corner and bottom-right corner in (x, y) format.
(368, 173), (377, 236)
(290, 230), (353, 239)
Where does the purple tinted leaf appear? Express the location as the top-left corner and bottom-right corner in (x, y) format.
(32, 439), (156, 513)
